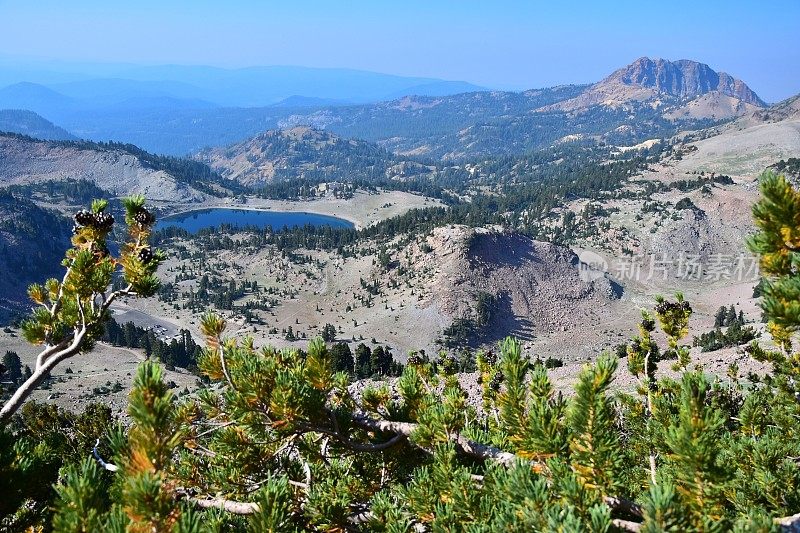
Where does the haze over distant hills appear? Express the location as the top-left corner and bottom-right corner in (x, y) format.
(0, 64), (485, 111)
(0, 57), (771, 156)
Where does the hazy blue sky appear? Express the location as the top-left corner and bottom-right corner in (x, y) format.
(0, 0), (798, 102)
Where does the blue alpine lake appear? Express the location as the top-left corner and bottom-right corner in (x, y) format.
(157, 208), (355, 234)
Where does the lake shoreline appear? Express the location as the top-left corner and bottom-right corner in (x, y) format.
(155, 190), (444, 231)
(157, 207), (355, 234)
(159, 202), (363, 230)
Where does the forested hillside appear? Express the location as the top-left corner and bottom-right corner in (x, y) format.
(198, 126), (435, 188)
(0, 192), (71, 316)
(0, 109), (76, 141)
(284, 91), (717, 160)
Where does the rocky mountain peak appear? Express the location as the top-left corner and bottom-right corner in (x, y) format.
(607, 57), (765, 106)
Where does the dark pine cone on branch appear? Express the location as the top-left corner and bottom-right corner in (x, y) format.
(489, 370), (505, 391)
(655, 300), (692, 316)
(133, 209), (155, 227)
(73, 209), (114, 231)
(93, 212), (114, 231)
(138, 247), (154, 264)
(73, 209), (95, 227)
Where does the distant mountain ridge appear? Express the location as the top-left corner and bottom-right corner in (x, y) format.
(0, 66), (486, 113)
(279, 82), (721, 160)
(546, 57), (766, 118)
(0, 109), (76, 141)
(0, 57), (769, 157)
(0, 66), (487, 154)
(0, 82), (76, 119)
(750, 93), (800, 123)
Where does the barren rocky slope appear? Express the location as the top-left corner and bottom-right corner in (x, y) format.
(369, 225), (629, 358)
(417, 227), (620, 340)
(674, 93), (800, 177)
(0, 134), (210, 203)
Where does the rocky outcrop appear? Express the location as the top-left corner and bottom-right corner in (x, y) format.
(611, 57), (764, 105)
(413, 226), (620, 342)
(543, 57), (766, 119)
(0, 134), (208, 203)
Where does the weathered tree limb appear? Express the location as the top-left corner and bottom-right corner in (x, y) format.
(93, 439), (119, 472)
(352, 413), (646, 522)
(0, 325), (88, 424)
(352, 414), (518, 467)
(0, 285), (133, 425)
(185, 495), (260, 515)
(613, 518), (642, 532)
(86, 411), (645, 523)
(776, 512), (800, 531)
(299, 420), (407, 453)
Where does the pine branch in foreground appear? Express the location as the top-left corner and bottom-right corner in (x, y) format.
(0, 197), (163, 424)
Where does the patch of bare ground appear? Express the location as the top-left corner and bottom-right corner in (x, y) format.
(405, 226), (626, 358)
(0, 330), (197, 419)
(676, 119), (800, 177)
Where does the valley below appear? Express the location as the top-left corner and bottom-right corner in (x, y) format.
(1, 56), (797, 415)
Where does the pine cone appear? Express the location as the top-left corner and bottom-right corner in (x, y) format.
(489, 371), (504, 391)
(133, 209), (155, 226)
(654, 301), (670, 315)
(73, 209), (94, 227)
(407, 354), (424, 366)
(138, 247), (154, 264)
(93, 212), (114, 231)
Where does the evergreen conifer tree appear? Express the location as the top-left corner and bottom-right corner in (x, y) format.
(0, 197), (162, 424)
